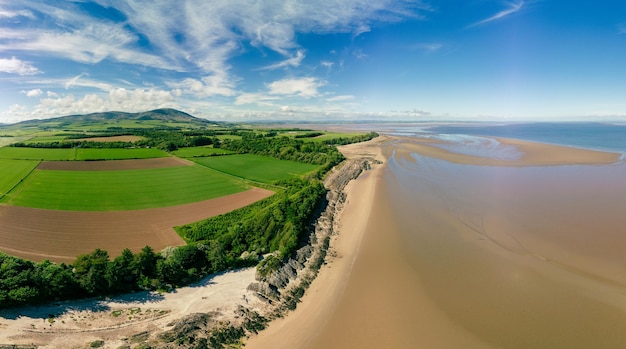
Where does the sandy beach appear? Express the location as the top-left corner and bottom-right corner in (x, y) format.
(0, 268), (265, 348)
(3, 134), (626, 348)
(247, 134), (626, 348)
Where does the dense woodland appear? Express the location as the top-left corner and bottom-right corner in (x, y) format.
(0, 128), (377, 309)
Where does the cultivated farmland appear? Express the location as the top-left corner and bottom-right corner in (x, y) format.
(0, 147), (75, 160)
(193, 154), (319, 184)
(172, 146), (234, 158)
(0, 187), (273, 263)
(0, 159), (39, 196)
(6, 163), (249, 210)
(75, 147), (168, 160)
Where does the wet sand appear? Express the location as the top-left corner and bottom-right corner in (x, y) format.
(246, 135), (626, 348)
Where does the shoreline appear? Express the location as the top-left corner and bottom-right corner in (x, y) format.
(245, 134), (626, 348)
(244, 136), (388, 348)
(2, 133), (624, 348)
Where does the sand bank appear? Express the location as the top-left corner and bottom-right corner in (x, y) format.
(247, 134), (626, 348)
(395, 135), (621, 166)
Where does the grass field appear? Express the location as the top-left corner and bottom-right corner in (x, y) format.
(76, 148), (168, 160)
(0, 159), (39, 196)
(0, 147), (75, 160)
(0, 147), (168, 160)
(171, 146), (234, 158)
(23, 135), (69, 144)
(305, 132), (365, 142)
(192, 154), (319, 184)
(5, 164), (249, 211)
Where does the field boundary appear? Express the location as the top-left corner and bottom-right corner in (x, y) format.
(0, 160), (40, 203)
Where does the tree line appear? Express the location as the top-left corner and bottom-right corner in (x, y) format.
(0, 130), (377, 309)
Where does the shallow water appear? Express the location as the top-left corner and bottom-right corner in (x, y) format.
(382, 144), (626, 348)
(307, 135), (626, 348)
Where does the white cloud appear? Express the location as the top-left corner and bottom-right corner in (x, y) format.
(352, 49), (367, 59)
(320, 61), (334, 70)
(0, 8), (34, 19)
(3, 0), (425, 79)
(0, 57), (40, 75)
(167, 73), (236, 97)
(468, 0), (524, 28)
(618, 23), (626, 35)
(260, 50), (306, 70)
(4, 88), (179, 121)
(22, 88), (42, 97)
(234, 92), (278, 106)
(326, 95), (355, 102)
(267, 77), (325, 97)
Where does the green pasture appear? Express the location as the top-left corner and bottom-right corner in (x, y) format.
(0, 159), (39, 196)
(0, 147), (75, 160)
(23, 135), (69, 144)
(6, 164), (249, 211)
(192, 154), (319, 184)
(75, 148), (168, 160)
(171, 146), (234, 158)
(0, 147), (168, 161)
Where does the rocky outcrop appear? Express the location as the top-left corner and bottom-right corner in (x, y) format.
(247, 157), (376, 308)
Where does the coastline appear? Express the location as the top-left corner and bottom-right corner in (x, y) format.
(244, 136), (388, 348)
(3, 133), (626, 348)
(246, 134), (626, 348)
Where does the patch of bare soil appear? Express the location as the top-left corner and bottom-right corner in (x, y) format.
(0, 188), (273, 263)
(37, 157), (192, 171)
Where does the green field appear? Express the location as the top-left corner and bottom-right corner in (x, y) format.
(0, 147), (75, 160)
(306, 132), (365, 142)
(192, 154), (319, 184)
(23, 135), (69, 144)
(0, 147), (168, 161)
(5, 165), (249, 211)
(171, 146), (234, 158)
(76, 148), (168, 160)
(0, 159), (39, 196)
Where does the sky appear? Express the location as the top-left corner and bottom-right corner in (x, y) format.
(1, 0), (626, 123)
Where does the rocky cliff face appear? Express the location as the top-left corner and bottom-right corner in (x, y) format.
(247, 157), (377, 307)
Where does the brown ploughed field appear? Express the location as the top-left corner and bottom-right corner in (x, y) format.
(0, 187), (273, 263)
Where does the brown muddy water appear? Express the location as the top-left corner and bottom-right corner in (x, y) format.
(307, 141), (626, 348)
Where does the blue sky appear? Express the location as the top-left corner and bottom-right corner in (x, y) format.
(1, 0), (625, 123)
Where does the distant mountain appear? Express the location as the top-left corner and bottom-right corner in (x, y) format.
(8, 109), (219, 130)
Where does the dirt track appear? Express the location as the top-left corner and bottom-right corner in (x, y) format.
(0, 188), (273, 263)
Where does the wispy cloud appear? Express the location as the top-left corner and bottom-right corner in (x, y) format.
(0, 56), (40, 75)
(410, 42), (444, 54)
(1, 0), (428, 120)
(267, 77), (326, 98)
(467, 0), (524, 28)
(260, 50), (306, 70)
(0, 8), (35, 19)
(326, 95), (355, 102)
(618, 23), (626, 35)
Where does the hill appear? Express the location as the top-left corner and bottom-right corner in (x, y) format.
(0, 108), (219, 134)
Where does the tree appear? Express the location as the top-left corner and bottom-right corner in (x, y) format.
(107, 248), (137, 293)
(73, 249), (110, 296)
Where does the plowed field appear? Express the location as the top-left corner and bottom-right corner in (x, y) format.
(0, 187), (273, 263)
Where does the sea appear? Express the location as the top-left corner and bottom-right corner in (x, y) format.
(306, 121), (626, 348)
(389, 121), (626, 154)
